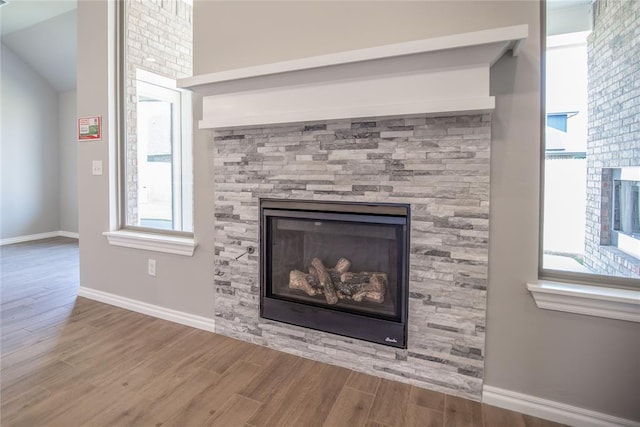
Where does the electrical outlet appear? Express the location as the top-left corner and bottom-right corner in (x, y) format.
(92, 160), (103, 176)
(148, 259), (156, 276)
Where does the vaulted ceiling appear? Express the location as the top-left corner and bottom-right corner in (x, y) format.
(1, 0), (77, 92)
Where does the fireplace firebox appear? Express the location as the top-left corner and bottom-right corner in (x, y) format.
(260, 200), (409, 348)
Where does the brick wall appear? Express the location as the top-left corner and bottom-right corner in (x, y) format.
(212, 114), (490, 400)
(125, 0), (192, 225)
(584, 0), (640, 278)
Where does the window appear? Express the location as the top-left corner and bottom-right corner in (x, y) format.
(132, 71), (193, 232)
(612, 169), (640, 259)
(120, 0), (193, 234)
(541, 0), (640, 283)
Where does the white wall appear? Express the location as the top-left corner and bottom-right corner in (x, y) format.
(1, 43), (60, 239)
(76, 1), (640, 421)
(58, 90), (78, 233)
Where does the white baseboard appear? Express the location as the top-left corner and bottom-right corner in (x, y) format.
(77, 286), (216, 333)
(483, 385), (640, 427)
(0, 230), (79, 246)
(59, 230), (80, 239)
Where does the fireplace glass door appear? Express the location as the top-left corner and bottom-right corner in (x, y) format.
(261, 200), (409, 347)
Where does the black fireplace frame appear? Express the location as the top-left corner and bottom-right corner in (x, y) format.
(260, 199), (410, 348)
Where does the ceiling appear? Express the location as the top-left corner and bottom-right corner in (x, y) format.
(1, 0), (77, 92)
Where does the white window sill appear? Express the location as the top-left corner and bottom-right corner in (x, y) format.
(103, 230), (197, 256)
(527, 281), (640, 323)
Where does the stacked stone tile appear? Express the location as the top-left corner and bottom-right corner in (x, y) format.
(585, 0), (640, 277)
(212, 114), (490, 400)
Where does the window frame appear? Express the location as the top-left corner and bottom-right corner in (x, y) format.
(538, 0), (640, 291)
(115, 0), (194, 238)
(133, 70), (193, 233)
(104, 0), (196, 256)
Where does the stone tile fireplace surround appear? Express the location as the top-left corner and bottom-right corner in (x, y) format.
(213, 115), (490, 399)
(180, 25), (528, 400)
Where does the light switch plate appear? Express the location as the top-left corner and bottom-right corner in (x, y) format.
(92, 160), (103, 176)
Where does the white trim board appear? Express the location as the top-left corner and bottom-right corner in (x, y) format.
(180, 25), (528, 129)
(102, 230), (197, 256)
(78, 287), (215, 333)
(199, 97), (496, 130)
(59, 231), (80, 239)
(527, 281), (640, 323)
(483, 385), (640, 427)
(0, 230), (79, 246)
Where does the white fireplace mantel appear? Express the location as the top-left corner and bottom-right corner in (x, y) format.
(178, 25), (528, 129)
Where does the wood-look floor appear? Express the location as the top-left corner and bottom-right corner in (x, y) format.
(1, 237), (565, 427)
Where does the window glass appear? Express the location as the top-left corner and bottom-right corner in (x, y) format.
(122, 0), (193, 233)
(543, 0), (640, 280)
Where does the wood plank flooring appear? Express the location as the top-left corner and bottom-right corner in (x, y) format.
(1, 237), (566, 426)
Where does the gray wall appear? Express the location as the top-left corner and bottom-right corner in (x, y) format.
(59, 90), (78, 234)
(77, 0), (214, 317)
(195, 2), (640, 419)
(77, 0), (640, 420)
(194, 1), (537, 75)
(1, 43), (60, 239)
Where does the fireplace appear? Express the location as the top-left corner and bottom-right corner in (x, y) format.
(208, 113), (491, 397)
(181, 25), (527, 398)
(260, 200), (410, 348)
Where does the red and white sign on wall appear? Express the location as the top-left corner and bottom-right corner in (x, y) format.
(77, 116), (102, 141)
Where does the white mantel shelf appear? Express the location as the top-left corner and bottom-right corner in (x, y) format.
(178, 25), (528, 129)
